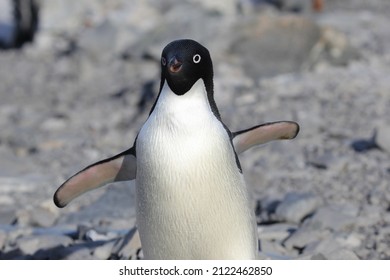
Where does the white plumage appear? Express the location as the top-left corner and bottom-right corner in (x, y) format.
(136, 80), (257, 259)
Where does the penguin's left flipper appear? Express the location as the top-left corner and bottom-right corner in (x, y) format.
(53, 147), (136, 208)
(233, 121), (299, 154)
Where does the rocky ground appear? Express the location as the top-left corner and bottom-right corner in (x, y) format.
(0, 0), (390, 259)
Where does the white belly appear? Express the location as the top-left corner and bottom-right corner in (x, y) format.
(135, 81), (257, 259)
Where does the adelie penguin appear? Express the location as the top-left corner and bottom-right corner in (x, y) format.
(0, 0), (39, 49)
(53, 39), (299, 260)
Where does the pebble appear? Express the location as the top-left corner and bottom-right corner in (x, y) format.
(16, 234), (73, 256)
(85, 229), (119, 242)
(111, 227), (141, 260)
(357, 205), (382, 227)
(0, 230), (7, 250)
(322, 248), (360, 260)
(29, 206), (59, 228)
(14, 206), (58, 228)
(303, 238), (343, 256)
(275, 192), (322, 224)
(334, 232), (363, 249)
(61, 245), (97, 260)
(260, 240), (296, 259)
(92, 240), (117, 259)
(283, 228), (328, 250)
(305, 205), (358, 231)
(0, 209), (16, 225)
(375, 122), (390, 153)
(258, 223), (297, 241)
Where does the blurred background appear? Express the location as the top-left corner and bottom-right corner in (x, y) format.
(0, 0), (389, 259)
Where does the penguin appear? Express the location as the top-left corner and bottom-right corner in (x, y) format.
(0, 0), (39, 49)
(54, 39), (299, 259)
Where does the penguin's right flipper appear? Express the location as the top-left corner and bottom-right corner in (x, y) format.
(233, 121), (299, 154)
(53, 147), (136, 208)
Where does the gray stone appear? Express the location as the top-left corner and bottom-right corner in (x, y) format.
(78, 20), (118, 60)
(29, 207), (59, 228)
(283, 228), (327, 250)
(17, 234), (73, 255)
(334, 232), (363, 249)
(305, 205), (358, 231)
(275, 192), (322, 224)
(303, 238), (343, 256)
(61, 246), (97, 260)
(323, 248), (360, 260)
(85, 229), (119, 242)
(310, 253), (327, 260)
(191, 0), (237, 15)
(230, 14), (322, 78)
(14, 206), (58, 228)
(0, 209), (16, 224)
(0, 230), (7, 250)
(40, 116), (68, 131)
(376, 122), (390, 153)
(260, 240), (295, 259)
(258, 223), (297, 241)
(356, 205), (382, 226)
(93, 240), (117, 259)
(111, 227), (141, 260)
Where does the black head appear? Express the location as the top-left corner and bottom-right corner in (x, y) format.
(160, 39), (213, 96)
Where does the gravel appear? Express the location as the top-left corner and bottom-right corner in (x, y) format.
(1, 0), (390, 259)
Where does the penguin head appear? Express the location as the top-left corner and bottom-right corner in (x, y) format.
(160, 39), (213, 96)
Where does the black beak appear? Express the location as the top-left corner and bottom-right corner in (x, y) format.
(168, 56), (183, 73)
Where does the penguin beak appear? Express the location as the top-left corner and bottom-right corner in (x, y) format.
(168, 56), (183, 73)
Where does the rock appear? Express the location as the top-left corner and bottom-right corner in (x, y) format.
(258, 223), (297, 241)
(76, 225), (119, 242)
(61, 245), (96, 260)
(29, 206), (58, 228)
(323, 248), (359, 260)
(350, 137), (378, 152)
(0, 230), (7, 250)
(303, 238), (343, 256)
(14, 205), (58, 228)
(306, 26), (360, 70)
(93, 240), (117, 259)
(310, 253), (327, 260)
(111, 227), (141, 260)
(375, 122), (390, 153)
(275, 192), (322, 223)
(305, 205), (358, 231)
(16, 234), (73, 255)
(230, 14), (322, 78)
(191, 0), (237, 15)
(283, 228), (328, 250)
(356, 205), (382, 227)
(335, 232), (363, 249)
(0, 209), (16, 224)
(78, 20), (118, 60)
(306, 153), (348, 172)
(85, 229), (119, 242)
(260, 240), (296, 259)
(40, 116), (68, 131)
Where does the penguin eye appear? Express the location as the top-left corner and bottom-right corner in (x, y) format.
(193, 54), (201, 64)
(161, 57), (167, 66)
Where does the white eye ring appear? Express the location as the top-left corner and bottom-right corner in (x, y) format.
(161, 57), (167, 66)
(193, 54), (201, 63)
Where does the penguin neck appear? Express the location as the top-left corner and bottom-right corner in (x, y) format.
(151, 76), (220, 120)
(151, 79), (219, 121)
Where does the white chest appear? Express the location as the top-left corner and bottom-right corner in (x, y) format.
(135, 80), (257, 259)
